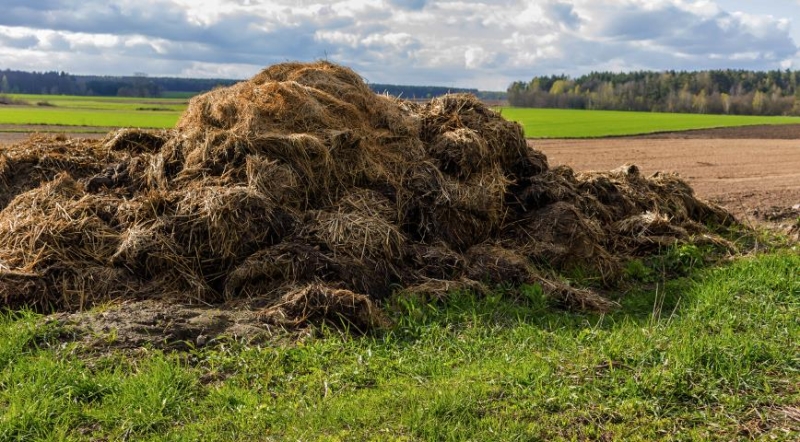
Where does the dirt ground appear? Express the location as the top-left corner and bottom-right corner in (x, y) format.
(532, 125), (800, 224)
(0, 125), (108, 145)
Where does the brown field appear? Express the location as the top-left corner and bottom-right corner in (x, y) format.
(533, 125), (800, 222)
(2, 124), (799, 222)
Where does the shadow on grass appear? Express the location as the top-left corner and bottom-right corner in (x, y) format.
(377, 237), (778, 344)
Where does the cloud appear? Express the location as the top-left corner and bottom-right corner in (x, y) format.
(388, 0), (428, 10)
(500, 1), (798, 79)
(0, 0), (796, 90)
(0, 28), (39, 49)
(588, 2), (794, 59)
(543, 1), (582, 29)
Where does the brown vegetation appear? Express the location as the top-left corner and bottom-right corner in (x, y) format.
(0, 61), (735, 329)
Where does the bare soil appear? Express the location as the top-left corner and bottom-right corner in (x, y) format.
(0, 125), (110, 145)
(635, 124), (800, 139)
(533, 125), (800, 224)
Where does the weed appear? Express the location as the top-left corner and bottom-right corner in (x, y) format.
(624, 259), (655, 282)
(663, 243), (704, 273)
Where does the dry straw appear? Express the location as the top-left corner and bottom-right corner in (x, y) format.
(0, 61), (735, 328)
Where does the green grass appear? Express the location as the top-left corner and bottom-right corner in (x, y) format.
(1, 247), (798, 441)
(500, 107), (800, 138)
(0, 107), (181, 129)
(0, 94), (185, 130)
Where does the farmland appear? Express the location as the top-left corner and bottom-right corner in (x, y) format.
(2, 94), (800, 138)
(500, 107), (800, 138)
(533, 126), (800, 221)
(0, 94), (184, 130)
(2, 94), (797, 220)
(1, 77), (799, 442)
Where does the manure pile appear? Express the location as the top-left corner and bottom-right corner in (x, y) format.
(0, 61), (734, 329)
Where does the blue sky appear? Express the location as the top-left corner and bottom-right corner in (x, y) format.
(0, 0), (798, 90)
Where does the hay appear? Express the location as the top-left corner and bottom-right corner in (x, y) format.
(0, 61), (738, 329)
(465, 243), (533, 286)
(429, 128), (490, 179)
(0, 135), (112, 210)
(104, 128), (171, 153)
(259, 284), (387, 331)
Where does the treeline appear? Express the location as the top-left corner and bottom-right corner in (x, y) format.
(0, 68), (506, 101)
(361, 84), (506, 102)
(371, 84), (485, 100)
(508, 70), (800, 115)
(0, 69), (238, 97)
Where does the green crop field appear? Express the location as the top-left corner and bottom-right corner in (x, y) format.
(0, 94), (185, 130)
(7, 94), (187, 111)
(0, 107), (181, 129)
(3, 94), (800, 137)
(499, 107), (800, 138)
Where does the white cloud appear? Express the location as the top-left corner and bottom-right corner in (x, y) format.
(0, 0), (796, 90)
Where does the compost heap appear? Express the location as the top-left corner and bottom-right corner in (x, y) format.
(0, 61), (734, 329)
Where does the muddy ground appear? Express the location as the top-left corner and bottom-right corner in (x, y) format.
(3, 124), (798, 351)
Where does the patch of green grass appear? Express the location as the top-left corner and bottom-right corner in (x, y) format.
(0, 94), (186, 129)
(1, 249), (797, 440)
(0, 106), (181, 128)
(8, 94), (187, 108)
(499, 107), (800, 138)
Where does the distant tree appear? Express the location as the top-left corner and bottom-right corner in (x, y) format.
(508, 68), (800, 115)
(0, 75), (8, 93)
(549, 79), (570, 95)
(706, 91), (724, 114)
(595, 82), (615, 110)
(720, 93), (731, 114)
(692, 89), (708, 113)
(752, 91), (767, 115)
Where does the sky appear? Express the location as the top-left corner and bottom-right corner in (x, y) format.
(1, 0), (799, 90)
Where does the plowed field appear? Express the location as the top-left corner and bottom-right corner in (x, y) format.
(534, 125), (800, 221)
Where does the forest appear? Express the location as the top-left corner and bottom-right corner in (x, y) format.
(0, 69), (237, 97)
(6, 68), (799, 115)
(0, 69), (489, 100)
(507, 69), (800, 115)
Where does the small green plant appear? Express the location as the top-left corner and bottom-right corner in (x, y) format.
(520, 282), (546, 307)
(623, 258), (655, 282)
(663, 243), (704, 274)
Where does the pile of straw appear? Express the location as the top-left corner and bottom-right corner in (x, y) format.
(0, 61), (734, 327)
